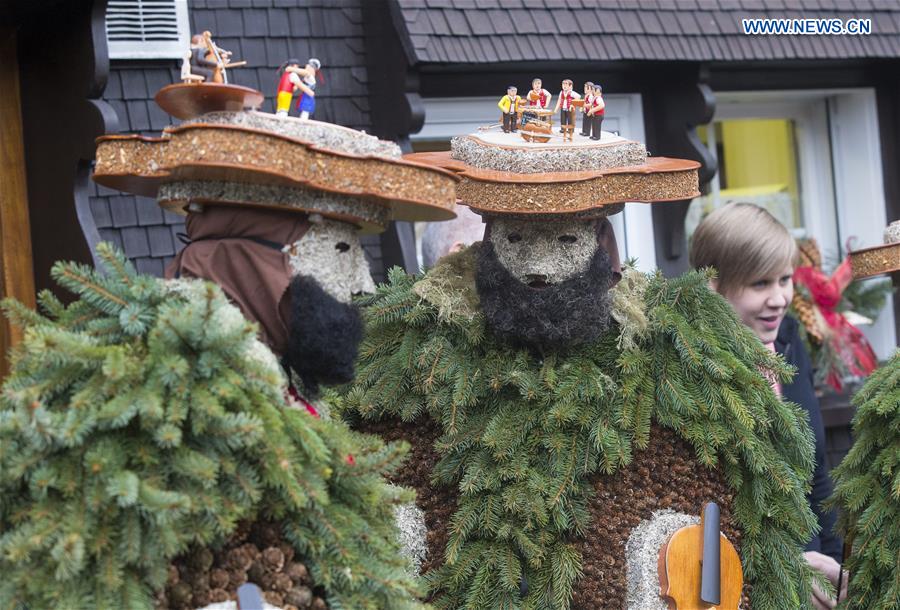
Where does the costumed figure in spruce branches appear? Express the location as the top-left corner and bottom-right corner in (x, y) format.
(0, 83), (457, 610)
(827, 350), (899, 610)
(825, 221), (900, 610)
(343, 128), (823, 608)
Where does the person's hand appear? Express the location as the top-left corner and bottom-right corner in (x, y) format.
(804, 551), (847, 609)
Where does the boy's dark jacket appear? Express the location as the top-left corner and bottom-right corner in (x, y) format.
(776, 315), (842, 563)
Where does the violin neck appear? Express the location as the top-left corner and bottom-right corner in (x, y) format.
(700, 502), (721, 605)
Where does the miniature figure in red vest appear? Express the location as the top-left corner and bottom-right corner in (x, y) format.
(588, 84), (606, 141)
(275, 58), (318, 119)
(553, 78), (581, 141)
(580, 82), (594, 137)
(522, 78), (552, 128)
(497, 85), (522, 133)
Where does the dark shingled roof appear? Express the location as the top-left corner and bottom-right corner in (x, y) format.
(393, 0), (900, 64)
(89, 0), (385, 281)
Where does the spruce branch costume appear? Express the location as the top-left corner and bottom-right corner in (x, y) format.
(827, 351), (899, 610)
(826, 229), (900, 610)
(0, 245), (419, 610)
(1, 82), (458, 610)
(344, 128), (821, 609)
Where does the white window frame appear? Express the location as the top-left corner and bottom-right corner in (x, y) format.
(106, 0), (190, 60)
(415, 93), (658, 272)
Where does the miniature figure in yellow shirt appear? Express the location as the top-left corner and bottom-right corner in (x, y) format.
(497, 85), (522, 133)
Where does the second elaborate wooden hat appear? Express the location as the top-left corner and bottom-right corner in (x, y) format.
(850, 221), (900, 279)
(404, 130), (700, 218)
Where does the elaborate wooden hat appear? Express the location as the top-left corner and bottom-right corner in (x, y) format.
(849, 221), (900, 279)
(404, 131), (700, 218)
(93, 84), (458, 233)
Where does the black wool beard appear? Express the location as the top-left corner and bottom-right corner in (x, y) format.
(475, 241), (613, 352)
(284, 275), (363, 397)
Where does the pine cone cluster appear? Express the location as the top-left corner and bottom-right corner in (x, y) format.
(797, 238), (822, 269)
(160, 521), (329, 610)
(792, 294), (823, 343)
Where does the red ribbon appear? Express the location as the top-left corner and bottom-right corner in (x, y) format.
(287, 385), (320, 418)
(793, 259), (878, 390)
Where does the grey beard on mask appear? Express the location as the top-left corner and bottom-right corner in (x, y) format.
(475, 242), (613, 352)
(284, 274), (363, 397)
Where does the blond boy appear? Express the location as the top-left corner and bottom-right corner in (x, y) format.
(690, 202), (845, 610)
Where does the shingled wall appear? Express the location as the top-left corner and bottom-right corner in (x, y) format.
(88, 0), (388, 280)
(393, 0), (900, 65)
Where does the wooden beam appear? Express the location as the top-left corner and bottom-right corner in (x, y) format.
(0, 28), (36, 378)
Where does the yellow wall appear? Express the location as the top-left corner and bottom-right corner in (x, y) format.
(699, 119), (802, 226)
(721, 119), (799, 204)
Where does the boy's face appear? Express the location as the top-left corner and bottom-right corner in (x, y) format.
(719, 265), (794, 344)
(508, 88), (516, 97)
(585, 86), (592, 96)
(562, 82), (571, 92)
(532, 81), (541, 91)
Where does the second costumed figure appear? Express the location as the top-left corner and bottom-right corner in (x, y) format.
(345, 123), (822, 608)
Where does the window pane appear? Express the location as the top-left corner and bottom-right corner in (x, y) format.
(688, 118), (804, 240)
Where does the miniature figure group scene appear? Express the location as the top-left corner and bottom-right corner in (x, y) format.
(496, 77), (604, 142)
(1, 27), (898, 610)
(180, 32), (321, 121)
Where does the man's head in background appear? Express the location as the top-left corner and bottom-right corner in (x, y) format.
(421, 204), (486, 269)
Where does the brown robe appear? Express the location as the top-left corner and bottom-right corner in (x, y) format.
(165, 206), (309, 355)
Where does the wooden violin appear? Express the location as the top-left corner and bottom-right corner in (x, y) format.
(657, 503), (743, 610)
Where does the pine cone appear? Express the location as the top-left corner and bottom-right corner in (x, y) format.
(247, 559), (267, 584)
(273, 572), (293, 593)
(225, 545), (255, 573)
(265, 591), (285, 607)
(189, 548), (215, 573)
(192, 589), (212, 608)
(311, 597), (328, 610)
(792, 295), (823, 343)
(229, 567), (249, 589)
(285, 585), (313, 608)
(210, 568), (230, 589)
(286, 562), (309, 584)
(240, 542), (262, 561)
(169, 581), (192, 609)
(262, 546), (286, 572)
(187, 572), (210, 595)
(797, 238), (822, 269)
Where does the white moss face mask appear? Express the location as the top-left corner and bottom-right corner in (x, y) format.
(488, 217), (599, 286)
(286, 216), (376, 303)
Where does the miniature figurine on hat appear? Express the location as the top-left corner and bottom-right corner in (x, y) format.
(294, 58), (322, 120)
(275, 58), (306, 117)
(552, 78), (581, 141)
(521, 77), (552, 129)
(587, 83), (606, 141)
(497, 85), (522, 133)
(580, 81), (594, 137)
